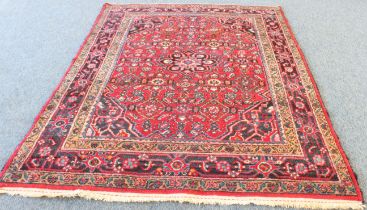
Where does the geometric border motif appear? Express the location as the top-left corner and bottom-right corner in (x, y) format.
(0, 4), (363, 209)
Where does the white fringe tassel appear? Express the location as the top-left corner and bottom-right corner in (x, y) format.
(0, 187), (364, 209)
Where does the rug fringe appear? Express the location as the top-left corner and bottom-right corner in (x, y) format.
(0, 187), (364, 209)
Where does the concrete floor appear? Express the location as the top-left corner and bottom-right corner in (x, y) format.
(0, 0), (366, 209)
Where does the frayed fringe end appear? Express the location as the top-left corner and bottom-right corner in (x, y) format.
(0, 187), (364, 210)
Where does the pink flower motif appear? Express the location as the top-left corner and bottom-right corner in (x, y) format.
(245, 182), (259, 191)
(227, 170), (240, 177)
(134, 178), (148, 188)
(205, 180), (221, 189)
(37, 139), (45, 145)
(67, 96), (78, 103)
(27, 172), (40, 182)
(55, 156), (69, 167)
(63, 173), (77, 183)
(313, 155), (326, 166)
(123, 158), (138, 169)
(94, 175), (107, 185)
(63, 165), (72, 171)
(206, 155), (217, 162)
(38, 147), (51, 157)
(320, 147), (327, 154)
(295, 163), (308, 175)
(138, 154), (149, 160)
(46, 155), (55, 162)
(295, 101), (305, 109)
(216, 161), (230, 172)
(113, 158), (124, 173)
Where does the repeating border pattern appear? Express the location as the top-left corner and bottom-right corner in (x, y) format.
(0, 4), (363, 209)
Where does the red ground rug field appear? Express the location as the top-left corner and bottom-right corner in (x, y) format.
(0, 4), (363, 209)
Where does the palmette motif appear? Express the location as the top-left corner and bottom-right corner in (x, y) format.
(0, 4), (362, 207)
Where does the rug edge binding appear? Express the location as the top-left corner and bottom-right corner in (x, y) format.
(0, 4), (364, 210)
(0, 187), (364, 209)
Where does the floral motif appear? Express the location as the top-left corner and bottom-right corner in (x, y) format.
(55, 156), (69, 167)
(163, 158), (189, 175)
(0, 5), (361, 206)
(295, 163), (308, 175)
(38, 147), (52, 157)
(159, 50), (218, 74)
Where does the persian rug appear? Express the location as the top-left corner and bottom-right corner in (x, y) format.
(0, 4), (363, 209)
